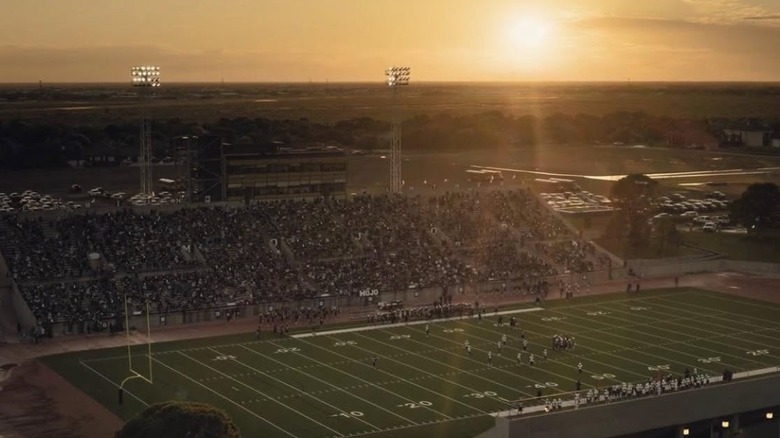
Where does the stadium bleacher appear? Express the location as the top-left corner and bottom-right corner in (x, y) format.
(0, 189), (611, 326)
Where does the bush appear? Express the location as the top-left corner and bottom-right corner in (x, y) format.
(115, 401), (240, 438)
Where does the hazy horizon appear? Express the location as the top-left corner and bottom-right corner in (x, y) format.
(2, 0), (780, 83)
(2, 80), (780, 87)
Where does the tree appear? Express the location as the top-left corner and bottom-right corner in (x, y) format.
(654, 217), (682, 255)
(609, 174), (658, 246)
(116, 401), (240, 438)
(729, 183), (780, 231)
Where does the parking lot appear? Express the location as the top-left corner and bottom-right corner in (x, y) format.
(539, 190), (616, 214)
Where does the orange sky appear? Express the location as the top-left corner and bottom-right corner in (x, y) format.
(1, 0), (779, 82)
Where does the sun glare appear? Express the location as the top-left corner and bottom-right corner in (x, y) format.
(507, 17), (552, 50)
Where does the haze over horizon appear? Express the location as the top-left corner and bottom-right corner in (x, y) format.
(1, 0), (780, 83)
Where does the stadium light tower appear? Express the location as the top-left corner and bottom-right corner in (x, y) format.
(130, 66), (161, 198)
(385, 66), (410, 193)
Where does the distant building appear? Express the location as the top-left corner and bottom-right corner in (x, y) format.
(722, 129), (771, 147)
(186, 136), (347, 203)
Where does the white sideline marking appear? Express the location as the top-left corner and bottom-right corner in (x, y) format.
(293, 307), (544, 339)
(240, 343), (420, 424)
(151, 357), (298, 438)
(80, 360), (150, 407)
(733, 366), (780, 379)
(184, 350), (349, 436)
(578, 303), (778, 365)
(491, 366), (780, 419)
(293, 335), (482, 416)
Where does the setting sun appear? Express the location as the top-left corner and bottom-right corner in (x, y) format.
(507, 17), (553, 50)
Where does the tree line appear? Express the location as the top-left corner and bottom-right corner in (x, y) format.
(0, 111), (709, 170)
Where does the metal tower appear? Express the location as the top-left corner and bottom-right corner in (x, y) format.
(131, 66), (161, 198)
(385, 66), (410, 193)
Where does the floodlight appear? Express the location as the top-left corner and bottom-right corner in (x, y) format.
(130, 65), (161, 198)
(682, 428), (689, 436)
(130, 65), (161, 88)
(385, 65), (410, 193)
(721, 420), (729, 429)
(385, 65), (410, 88)
(767, 412), (774, 420)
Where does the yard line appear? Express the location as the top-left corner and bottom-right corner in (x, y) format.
(79, 294), (682, 366)
(622, 297), (780, 346)
(507, 310), (726, 374)
(151, 357), (298, 438)
(576, 303), (779, 365)
(543, 308), (755, 370)
(634, 297), (780, 357)
(239, 343), (422, 424)
(79, 360), (149, 407)
(451, 319), (647, 382)
(183, 350), (349, 437)
(397, 324), (611, 386)
(331, 331), (513, 411)
(292, 335), (487, 416)
(689, 290), (780, 317)
(350, 331), (534, 403)
(548, 291), (685, 311)
(292, 307), (544, 339)
(651, 294), (780, 334)
(371, 328), (547, 395)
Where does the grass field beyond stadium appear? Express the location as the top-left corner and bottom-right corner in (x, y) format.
(42, 288), (780, 438)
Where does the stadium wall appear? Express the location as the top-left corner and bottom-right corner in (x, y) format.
(8, 279), (36, 331)
(43, 270), (612, 336)
(628, 258), (780, 277)
(479, 374), (780, 438)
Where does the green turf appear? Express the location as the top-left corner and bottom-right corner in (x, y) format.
(682, 231), (780, 263)
(41, 288), (780, 438)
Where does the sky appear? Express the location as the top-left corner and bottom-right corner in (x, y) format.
(1, 0), (779, 82)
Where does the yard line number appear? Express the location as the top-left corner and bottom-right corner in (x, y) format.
(697, 357), (721, 363)
(330, 411), (364, 418)
(333, 341), (357, 347)
(746, 349), (770, 356)
(213, 355), (236, 361)
(397, 401), (432, 409)
(591, 373), (616, 380)
(464, 391), (497, 399)
(541, 317), (566, 322)
(647, 364), (671, 371)
(274, 347), (301, 354)
(443, 328), (465, 333)
(390, 334), (412, 340)
(586, 311), (610, 316)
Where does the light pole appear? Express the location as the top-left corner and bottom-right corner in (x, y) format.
(130, 66), (161, 198)
(385, 66), (410, 194)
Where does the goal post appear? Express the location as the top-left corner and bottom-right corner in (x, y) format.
(119, 294), (153, 404)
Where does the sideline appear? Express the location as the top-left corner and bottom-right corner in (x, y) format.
(292, 307), (544, 339)
(490, 366), (780, 418)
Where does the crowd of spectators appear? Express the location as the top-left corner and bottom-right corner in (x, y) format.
(536, 240), (611, 274)
(21, 277), (119, 326)
(0, 188), (614, 325)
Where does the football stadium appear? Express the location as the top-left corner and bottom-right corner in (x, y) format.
(1, 169), (780, 438)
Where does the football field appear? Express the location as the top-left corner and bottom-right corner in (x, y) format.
(43, 288), (780, 438)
